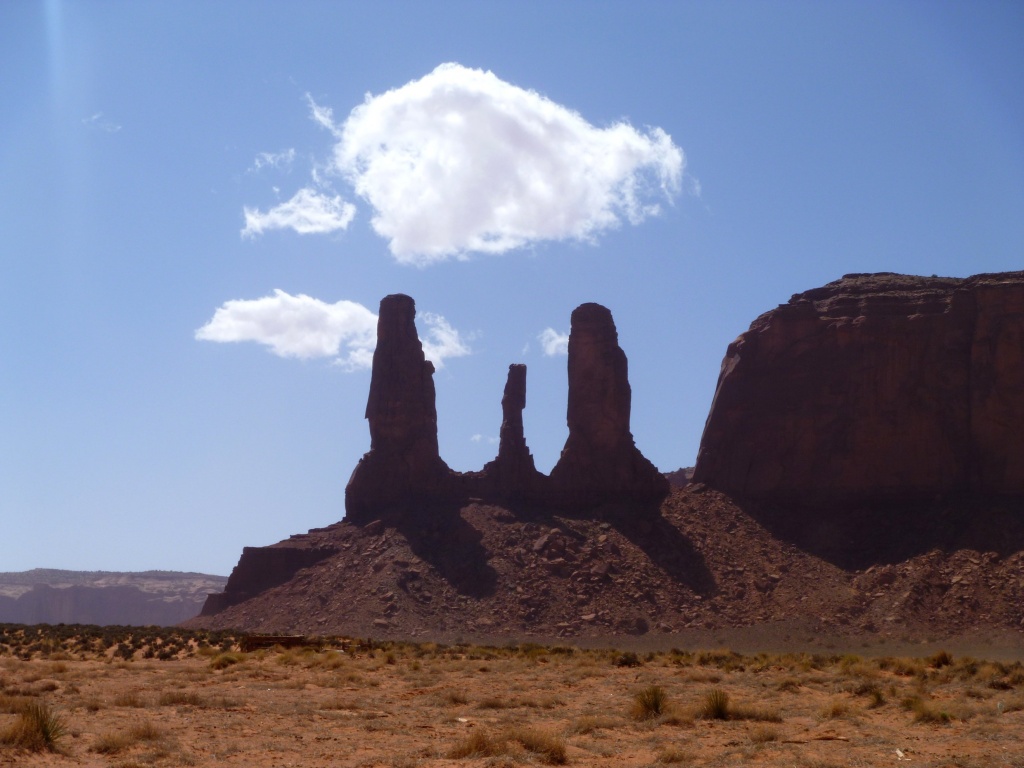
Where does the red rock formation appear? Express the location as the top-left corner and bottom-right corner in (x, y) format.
(345, 296), (665, 521)
(345, 294), (455, 521)
(694, 271), (1024, 505)
(478, 364), (546, 501)
(548, 303), (669, 509)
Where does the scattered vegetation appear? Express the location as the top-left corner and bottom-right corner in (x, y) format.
(0, 625), (1021, 765)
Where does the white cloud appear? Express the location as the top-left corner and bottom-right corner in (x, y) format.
(331, 63), (684, 265)
(470, 434), (498, 445)
(307, 94), (341, 136)
(196, 291), (470, 370)
(419, 312), (471, 369)
(195, 290), (377, 369)
(251, 148), (296, 172)
(538, 328), (569, 356)
(82, 112), (121, 132)
(241, 187), (355, 238)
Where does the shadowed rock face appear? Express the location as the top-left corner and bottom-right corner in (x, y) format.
(478, 364), (546, 501)
(693, 271), (1024, 507)
(345, 294), (455, 522)
(548, 303), (669, 509)
(345, 296), (666, 522)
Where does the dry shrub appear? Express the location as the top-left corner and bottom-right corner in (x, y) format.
(92, 720), (164, 754)
(159, 691), (203, 707)
(820, 699), (851, 719)
(477, 697), (511, 709)
(0, 701), (66, 752)
(700, 688), (730, 720)
(0, 693), (32, 714)
(112, 691), (147, 708)
(209, 652), (245, 671)
(446, 729), (507, 759)
(749, 724), (780, 743)
(699, 688), (780, 722)
(631, 684), (669, 720)
(506, 726), (567, 765)
(567, 714), (621, 734)
(658, 745), (694, 763)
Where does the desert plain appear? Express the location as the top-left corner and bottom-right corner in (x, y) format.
(2, 625), (1023, 768)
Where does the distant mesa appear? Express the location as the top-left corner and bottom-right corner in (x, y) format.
(345, 294), (668, 521)
(0, 569), (226, 626)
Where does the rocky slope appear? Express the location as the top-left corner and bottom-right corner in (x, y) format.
(0, 570), (226, 626)
(193, 273), (1024, 645)
(188, 486), (1024, 642)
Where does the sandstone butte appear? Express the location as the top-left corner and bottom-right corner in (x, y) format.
(193, 272), (1024, 643)
(345, 294), (669, 520)
(693, 271), (1024, 564)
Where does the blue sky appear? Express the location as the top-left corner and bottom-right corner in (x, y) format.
(2, 1), (1021, 576)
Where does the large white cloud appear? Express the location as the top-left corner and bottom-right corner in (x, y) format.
(195, 290), (468, 370)
(538, 328), (569, 356)
(332, 63), (684, 265)
(241, 187), (355, 238)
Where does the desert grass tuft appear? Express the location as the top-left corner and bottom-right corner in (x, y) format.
(749, 724), (781, 743)
(91, 720), (164, 754)
(159, 691), (203, 707)
(446, 730), (507, 759)
(631, 684), (669, 720)
(700, 688), (730, 720)
(506, 726), (568, 765)
(0, 701), (66, 752)
(657, 745), (695, 763)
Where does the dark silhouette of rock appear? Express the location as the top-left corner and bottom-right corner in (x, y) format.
(200, 543), (336, 615)
(344, 296), (665, 522)
(345, 294), (456, 522)
(478, 364), (547, 501)
(548, 303), (669, 509)
(693, 271), (1024, 560)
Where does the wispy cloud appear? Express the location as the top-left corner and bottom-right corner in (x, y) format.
(82, 112), (121, 132)
(251, 148), (296, 172)
(331, 63), (684, 265)
(419, 312), (471, 369)
(538, 328), (569, 356)
(241, 187), (355, 238)
(196, 290), (470, 370)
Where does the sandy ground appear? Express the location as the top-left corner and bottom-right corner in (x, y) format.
(3, 641), (1024, 768)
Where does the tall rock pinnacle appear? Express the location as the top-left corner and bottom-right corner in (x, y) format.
(478, 364), (546, 501)
(345, 294), (453, 521)
(548, 303), (669, 509)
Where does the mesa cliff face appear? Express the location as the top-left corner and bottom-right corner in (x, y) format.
(692, 272), (1024, 561)
(345, 294), (667, 519)
(694, 272), (1024, 503)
